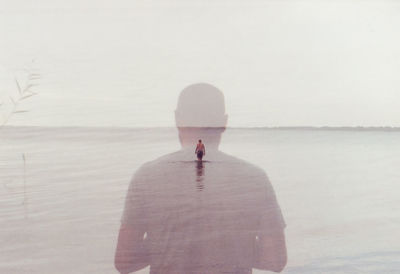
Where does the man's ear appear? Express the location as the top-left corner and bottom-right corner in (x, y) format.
(175, 110), (179, 127)
(223, 114), (228, 127)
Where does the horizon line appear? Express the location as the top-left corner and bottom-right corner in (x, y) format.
(2, 125), (400, 131)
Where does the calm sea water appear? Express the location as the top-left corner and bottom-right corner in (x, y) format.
(1, 126), (399, 273)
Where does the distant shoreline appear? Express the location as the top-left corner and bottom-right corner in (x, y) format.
(241, 126), (400, 132)
(2, 125), (400, 132)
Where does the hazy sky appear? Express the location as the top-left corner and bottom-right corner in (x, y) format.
(1, 0), (399, 127)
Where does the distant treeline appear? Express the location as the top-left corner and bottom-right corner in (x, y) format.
(2, 125), (400, 132)
(241, 126), (400, 131)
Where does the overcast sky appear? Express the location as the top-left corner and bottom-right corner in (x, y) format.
(1, 0), (399, 127)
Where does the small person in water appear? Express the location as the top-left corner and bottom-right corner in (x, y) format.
(195, 139), (206, 160)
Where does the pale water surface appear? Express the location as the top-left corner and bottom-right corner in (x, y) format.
(1, 127), (399, 273)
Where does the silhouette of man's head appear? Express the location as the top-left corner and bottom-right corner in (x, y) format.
(175, 83), (228, 148)
(175, 83), (227, 128)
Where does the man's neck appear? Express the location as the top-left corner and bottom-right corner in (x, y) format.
(177, 127), (224, 150)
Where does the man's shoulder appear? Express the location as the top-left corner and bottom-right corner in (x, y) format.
(217, 152), (267, 174)
(133, 150), (186, 175)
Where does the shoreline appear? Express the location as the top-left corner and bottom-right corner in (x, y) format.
(2, 125), (400, 132)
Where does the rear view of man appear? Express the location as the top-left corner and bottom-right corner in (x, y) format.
(195, 139), (205, 160)
(115, 83), (287, 274)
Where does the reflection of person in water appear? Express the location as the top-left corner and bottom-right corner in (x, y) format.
(115, 83), (287, 274)
(195, 139), (205, 160)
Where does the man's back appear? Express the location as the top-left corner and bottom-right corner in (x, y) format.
(121, 149), (285, 273)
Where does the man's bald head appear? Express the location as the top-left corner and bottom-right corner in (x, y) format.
(175, 83), (227, 128)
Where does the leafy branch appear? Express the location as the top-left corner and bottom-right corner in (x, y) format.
(1, 68), (40, 127)
(0, 64), (40, 218)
